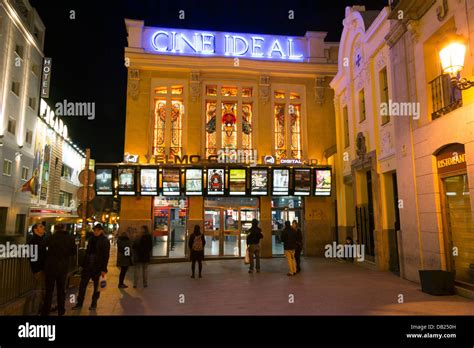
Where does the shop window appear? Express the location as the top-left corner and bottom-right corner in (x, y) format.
(153, 84), (184, 158)
(59, 191), (72, 207)
(204, 84), (255, 157)
(272, 86), (303, 160)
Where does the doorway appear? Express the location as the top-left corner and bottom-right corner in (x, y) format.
(204, 197), (260, 257)
(271, 197), (303, 256)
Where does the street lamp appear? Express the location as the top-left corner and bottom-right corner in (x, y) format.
(439, 41), (473, 90)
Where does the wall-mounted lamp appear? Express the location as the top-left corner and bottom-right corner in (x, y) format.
(439, 41), (473, 90)
(15, 151), (22, 160)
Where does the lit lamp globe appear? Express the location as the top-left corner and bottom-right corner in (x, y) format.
(439, 42), (466, 77)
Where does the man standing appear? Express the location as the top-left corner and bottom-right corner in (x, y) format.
(281, 221), (297, 276)
(73, 223), (110, 311)
(27, 223), (46, 314)
(246, 219), (263, 273)
(292, 220), (303, 273)
(41, 224), (76, 316)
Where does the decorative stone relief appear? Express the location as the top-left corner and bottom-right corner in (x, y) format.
(356, 132), (367, 160)
(190, 71), (200, 103)
(381, 130), (395, 157)
(314, 77), (325, 105)
(127, 69), (140, 100)
(355, 77), (364, 91)
(259, 75), (270, 103)
(406, 20), (420, 43)
(375, 53), (386, 71)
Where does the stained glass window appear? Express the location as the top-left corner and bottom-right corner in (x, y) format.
(153, 99), (166, 156)
(274, 91), (285, 99)
(242, 103), (253, 152)
(206, 85), (217, 96)
(290, 92), (300, 100)
(153, 85), (184, 159)
(222, 102), (237, 149)
(289, 104), (301, 159)
(274, 104), (286, 160)
(170, 100), (184, 158)
(206, 101), (217, 157)
(242, 87), (253, 97)
(221, 86), (238, 97)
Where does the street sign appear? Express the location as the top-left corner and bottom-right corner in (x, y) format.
(77, 187), (96, 202)
(79, 170), (95, 185)
(77, 203), (94, 218)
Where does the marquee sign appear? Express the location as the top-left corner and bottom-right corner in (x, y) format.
(143, 28), (305, 61)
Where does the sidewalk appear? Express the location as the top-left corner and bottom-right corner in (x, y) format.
(65, 246), (474, 316)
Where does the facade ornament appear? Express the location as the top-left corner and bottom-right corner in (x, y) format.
(127, 69), (140, 100)
(314, 77), (325, 105)
(356, 132), (367, 160)
(436, 0), (448, 21)
(406, 20), (420, 43)
(375, 53), (386, 71)
(189, 71), (201, 103)
(259, 75), (270, 103)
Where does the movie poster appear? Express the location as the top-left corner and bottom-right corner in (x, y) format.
(118, 168), (135, 195)
(185, 169), (203, 195)
(207, 168), (224, 195)
(272, 169), (289, 195)
(162, 169), (180, 195)
(250, 169), (268, 195)
(294, 168), (311, 195)
(140, 168), (158, 195)
(229, 169), (246, 195)
(315, 169), (332, 196)
(96, 168), (113, 195)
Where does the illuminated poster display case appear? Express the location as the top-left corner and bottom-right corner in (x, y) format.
(185, 168), (203, 195)
(95, 167), (114, 196)
(206, 168), (225, 195)
(162, 168), (181, 196)
(293, 168), (311, 196)
(250, 168), (269, 196)
(272, 168), (289, 196)
(140, 168), (158, 195)
(228, 168), (247, 196)
(314, 168), (332, 196)
(117, 167), (136, 195)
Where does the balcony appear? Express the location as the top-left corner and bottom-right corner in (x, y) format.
(429, 74), (462, 120)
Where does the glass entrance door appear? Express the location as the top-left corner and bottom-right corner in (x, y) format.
(223, 209), (239, 256)
(204, 209), (220, 256)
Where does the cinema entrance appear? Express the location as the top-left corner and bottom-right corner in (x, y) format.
(203, 197), (259, 257)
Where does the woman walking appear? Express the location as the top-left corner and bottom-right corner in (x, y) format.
(117, 230), (133, 288)
(188, 225), (206, 278)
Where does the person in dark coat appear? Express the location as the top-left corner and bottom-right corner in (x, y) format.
(132, 225), (153, 288)
(246, 219), (263, 273)
(73, 223), (110, 311)
(292, 220), (303, 273)
(27, 223), (46, 314)
(188, 225), (205, 278)
(41, 224), (76, 316)
(116, 230), (133, 288)
(280, 221), (297, 276)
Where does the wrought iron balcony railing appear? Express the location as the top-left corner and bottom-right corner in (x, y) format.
(429, 74), (462, 120)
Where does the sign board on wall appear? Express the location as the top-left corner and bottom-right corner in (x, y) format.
(40, 57), (52, 98)
(436, 144), (466, 175)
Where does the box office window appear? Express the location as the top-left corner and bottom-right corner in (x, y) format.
(153, 85), (184, 159)
(204, 84), (254, 157)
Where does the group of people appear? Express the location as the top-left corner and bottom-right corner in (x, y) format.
(27, 223), (112, 315)
(246, 219), (303, 276)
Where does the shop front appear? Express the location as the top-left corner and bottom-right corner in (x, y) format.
(436, 144), (474, 286)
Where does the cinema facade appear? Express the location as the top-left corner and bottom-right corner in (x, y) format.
(101, 19), (339, 260)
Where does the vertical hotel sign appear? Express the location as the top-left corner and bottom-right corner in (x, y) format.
(40, 57), (52, 98)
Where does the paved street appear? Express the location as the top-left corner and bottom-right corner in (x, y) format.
(65, 247), (474, 316)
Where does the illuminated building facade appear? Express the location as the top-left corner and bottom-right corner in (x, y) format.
(115, 19), (339, 259)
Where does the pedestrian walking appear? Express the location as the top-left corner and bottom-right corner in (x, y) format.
(73, 223), (110, 311)
(132, 225), (153, 288)
(117, 230), (133, 288)
(292, 220), (303, 273)
(281, 221), (297, 276)
(246, 219), (263, 273)
(41, 224), (76, 316)
(188, 225), (205, 278)
(27, 223), (47, 314)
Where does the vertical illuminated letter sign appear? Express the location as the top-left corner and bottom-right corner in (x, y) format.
(41, 58), (52, 98)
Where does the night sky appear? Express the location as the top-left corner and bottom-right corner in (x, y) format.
(29, 0), (387, 163)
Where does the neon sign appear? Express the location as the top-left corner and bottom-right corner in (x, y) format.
(145, 28), (304, 61)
